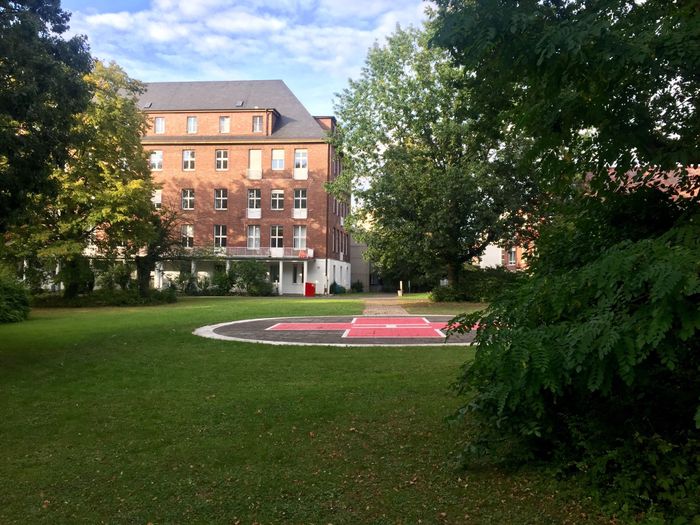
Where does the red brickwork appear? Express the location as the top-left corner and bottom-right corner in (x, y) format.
(144, 111), (348, 261)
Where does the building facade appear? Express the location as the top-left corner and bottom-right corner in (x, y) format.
(139, 80), (350, 294)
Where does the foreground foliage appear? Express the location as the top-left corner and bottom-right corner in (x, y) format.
(0, 0), (92, 230)
(449, 197), (700, 520)
(4, 61), (156, 298)
(433, 1), (700, 520)
(0, 266), (29, 323)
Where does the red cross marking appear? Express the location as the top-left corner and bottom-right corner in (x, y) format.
(267, 317), (450, 339)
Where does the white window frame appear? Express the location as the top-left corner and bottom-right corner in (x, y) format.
(214, 225), (227, 248)
(293, 225), (306, 250)
(247, 225), (261, 249)
(181, 188), (195, 210)
(187, 116), (198, 134)
(294, 149), (308, 179)
(293, 188), (307, 219)
(219, 116), (230, 133)
(270, 225), (283, 248)
(248, 188), (261, 209)
(154, 117), (165, 134)
(215, 149), (228, 171)
(247, 188), (261, 219)
(270, 189), (284, 210)
(271, 149), (284, 170)
(181, 224), (194, 248)
(182, 150), (195, 171)
(214, 188), (228, 210)
(252, 115), (263, 133)
(508, 247), (517, 265)
(149, 150), (163, 171)
(247, 149), (262, 179)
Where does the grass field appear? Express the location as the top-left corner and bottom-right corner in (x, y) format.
(0, 296), (612, 524)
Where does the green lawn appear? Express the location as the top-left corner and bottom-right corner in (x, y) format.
(0, 297), (610, 524)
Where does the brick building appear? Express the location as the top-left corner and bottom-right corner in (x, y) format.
(138, 80), (350, 295)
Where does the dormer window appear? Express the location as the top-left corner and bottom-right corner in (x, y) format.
(187, 116), (198, 134)
(154, 117), (165, 134)
(252, 115), (263, 133)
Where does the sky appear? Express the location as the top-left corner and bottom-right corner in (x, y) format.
(61, 0), (430, 116)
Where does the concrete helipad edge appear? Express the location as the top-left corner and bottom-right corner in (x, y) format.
(193, 315), (474, 348)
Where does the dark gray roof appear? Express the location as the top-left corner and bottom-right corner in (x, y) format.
(138, 80), (326, 140)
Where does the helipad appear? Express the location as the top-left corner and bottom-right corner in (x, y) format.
(194, 315), (475, 347)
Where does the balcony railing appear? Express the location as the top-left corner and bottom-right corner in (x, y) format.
(246, 168), (262, 180)
(224, 247), (314, 259)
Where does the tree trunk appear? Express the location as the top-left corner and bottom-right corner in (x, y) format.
(135, 255), (155, 298)
(446, 261), (458, 286)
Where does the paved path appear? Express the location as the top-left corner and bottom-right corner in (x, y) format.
(362, 295), (409, 316)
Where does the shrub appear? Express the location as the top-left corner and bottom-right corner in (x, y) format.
(32, 288), (176, 307)
(430, 267), (519, 302)
(448, 206), (700, 520)
(57, 256), (95, 298)
(329, 281), (346, 294)
(211, 270), (232, 294)
(229, 260), (274, 296)
(351, 280), (364, 293)
(96, 262), (133, 291)
(0, 267), (30, 323)
(175, 271), (198, 295)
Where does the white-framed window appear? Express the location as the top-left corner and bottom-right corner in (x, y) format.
(293, 189), (307, 210)
(149, 150), (163, 170)
(181, 224), (194, 248)
(154, 117), (165, 134)
(214, 188), (228, 210)
(294, 149), (308, 169)
(215, 149), (228, 171)
(247, 149), (262, 179)
(247, 225), (261, 249)
(219, 116), (230, 133)
(252, 115), (263, 132)
(294, 149), (308, 179)
(187, 116), (197, 133)
(270, 225), (283, 248)
(248, 188), (261, 209)
(214, 224), (227, 248)
(293, 225), (306, 250)
(152, 189), (162, 209)
(271, 149), (284, 170)
(508, 247), (517, 265)
(181, 188), (195, 210)
(182, 150), (195, 170)
(270, 189), (284, 210)
(293, 188), (307, 219)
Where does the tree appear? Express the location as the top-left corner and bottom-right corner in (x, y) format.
(431, 0), (700, 194)
(134, 207), (183, 297)
(5, 61), (156, 298)
(433, 1), (700, 518)
(0, 0), (93, 231)
(332, 26), (536, 285)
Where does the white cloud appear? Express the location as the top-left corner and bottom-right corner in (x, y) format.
(206, 11), (287, 33)
(83, 11), (133, 30)
(62, 0), (429, 114)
